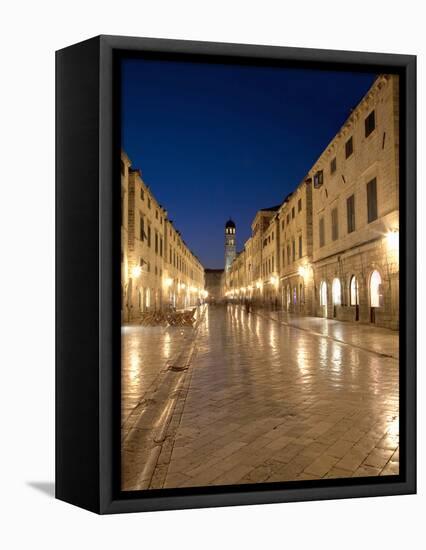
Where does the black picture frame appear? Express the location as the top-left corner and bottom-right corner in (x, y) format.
(56, 35), (416, 514)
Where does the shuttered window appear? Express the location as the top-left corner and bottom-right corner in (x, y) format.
(331, 208), (338, 241)
(140, 216), (145, 241)
(347, 194), (355, 233)
(365, 110), (376, 137)
(367, 178), (378, 223)
(345, 137), (353, 158)
(319, 218), (325, 247)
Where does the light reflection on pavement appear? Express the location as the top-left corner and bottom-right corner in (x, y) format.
(121, 304), (399, 490)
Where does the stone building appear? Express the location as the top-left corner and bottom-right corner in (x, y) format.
(228, 250), (247, 298)
(221, 74), (399, 330)
(310, 74), (399, 329)
(121, 152), (131, 322)
(204, 269), (225, 303)
(249, 206), (280, 303)
(121, 151), (205, 322)
(163, 218), (205, 312)
(224, 206), (280, 303)
(261, 213), (280, 307)
(277, 179), (314, 315)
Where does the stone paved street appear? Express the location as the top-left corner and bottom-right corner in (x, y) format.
(121, 304), (399, 490)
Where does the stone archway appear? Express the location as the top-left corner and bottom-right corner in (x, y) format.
(369, 270), (382, 323)
(350, 275), (359, 321)
(332, 278), (341, 318)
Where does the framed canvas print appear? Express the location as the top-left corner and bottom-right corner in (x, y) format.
(56, 35), (416, 514)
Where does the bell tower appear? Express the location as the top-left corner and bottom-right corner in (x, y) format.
(225, 219), (236, 271)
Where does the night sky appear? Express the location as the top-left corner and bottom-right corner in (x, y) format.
(121, 58), (376, 269)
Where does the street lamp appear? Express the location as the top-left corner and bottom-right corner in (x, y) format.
(131, 265), (142, 278)
(298, 263), (312, 280)
(386, 229), (399, 253)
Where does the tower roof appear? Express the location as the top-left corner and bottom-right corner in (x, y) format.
(225, 218), (236, 229)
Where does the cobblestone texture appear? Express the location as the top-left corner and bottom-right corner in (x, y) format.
(121, 304), (399, 490)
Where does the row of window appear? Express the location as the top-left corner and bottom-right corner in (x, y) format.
(259, 233), (305, 276)
(139, 217), (164, 255)
(280, 198), (303, 231)
(318, 178), (378, 247)
(262, 256), (275, 277)
(314, 109), (376, 189)
(263, 231), (274, 247)
(139, 186), (164, 222)
(140, 215), (202, 279)
(139, 258), (162, 277)
(283, 234), (303, 266)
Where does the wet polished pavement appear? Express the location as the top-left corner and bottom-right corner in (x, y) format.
(121, 304), (399, 490)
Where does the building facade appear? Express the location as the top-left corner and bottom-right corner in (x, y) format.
(222, 74), (399, 330)
(121, 151), (205, 322)
(310, 74), (399, 329)
(278, 180), (314, 315)
(224, 206), (280, 304)
(121, 152), (131, 319)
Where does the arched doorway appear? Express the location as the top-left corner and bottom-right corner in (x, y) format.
(370, 270), (382, 323)
(145, 287), (151, 310)
(320, 281), (327, 317)
(350, 275), (359, 321)
(286, 285), (291, 311)
(332, 278), (341, 318)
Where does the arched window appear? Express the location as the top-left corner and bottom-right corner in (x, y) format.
(370, 270), (382, 307)
(332, 278), (341, 305)
(146, 287), (151, 309)
(320, 281), (327, 307)
(299, 283), (304, 304)
(286, 285), (291, 307)
(350, 276), (359, 306)
(293, 287), (297, 304)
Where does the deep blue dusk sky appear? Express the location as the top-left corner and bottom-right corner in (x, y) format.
(121, 58), (376, 269)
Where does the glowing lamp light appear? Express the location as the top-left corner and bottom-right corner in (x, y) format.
(256, 280), (262, 290)
(202, 290), (208, 298)
(164, 277), (173, 288)
(298, 266), (307, 278)
(241, 287), (246, 293)
(386, 229), (399, 253)
(131, 266), (142, 278)
(270, 276), (278, 287)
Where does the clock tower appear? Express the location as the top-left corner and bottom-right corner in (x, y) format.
(224, 219), (236, 271)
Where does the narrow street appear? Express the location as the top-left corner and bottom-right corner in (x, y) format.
(121, 304), (399, 490)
